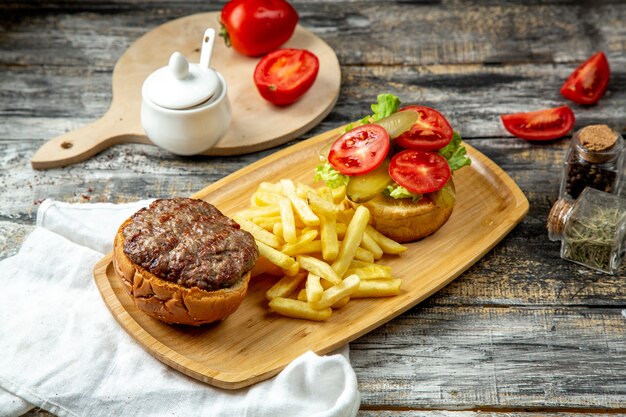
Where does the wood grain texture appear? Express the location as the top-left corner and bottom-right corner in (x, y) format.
(30, 12), (341, 168)
(94, 130), (527, 389)
(2, 0), (626, 415)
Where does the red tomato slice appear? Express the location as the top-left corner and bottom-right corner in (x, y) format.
(328, 124), (390, 176)
(501, 105), (575, 141)
(561, 51), (610, 105)
(254, 49), (319, 106)
(389, 150), (451, 194)
(394, 106), (454, 151)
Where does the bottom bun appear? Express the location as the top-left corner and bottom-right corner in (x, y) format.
(112, 221), (250, 326)
(355, 180), (455, 243)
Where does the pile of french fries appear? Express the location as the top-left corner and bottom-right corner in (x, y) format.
(234, 179), (407, 321)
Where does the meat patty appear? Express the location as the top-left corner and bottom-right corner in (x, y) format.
(122, 198), (258, 291)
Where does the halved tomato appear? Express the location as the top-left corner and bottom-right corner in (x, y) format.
(389, 150), (451, 194)
(394, 106), (454, 151)
(254, 49), (319, 106)
(328, 124), (390, 176)
(561, 51), (610, 105)
(500, 105), (575, 141)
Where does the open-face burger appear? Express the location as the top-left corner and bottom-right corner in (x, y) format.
(113, 198), (258, 326)
(315, 94), (471, 243)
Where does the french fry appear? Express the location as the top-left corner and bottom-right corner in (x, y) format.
(253, 216), (282, 231)
(310, 274), (360, 310)
(365, 225), (407, 254)
(250, 256), (283, 277)
(320, 213), (339, 262)
(336, 222), (347, 240)
(285, 261), (301, 276)
(254, 190), (283, 206)
(297, 255), (341, 285)
(331, 185), (347, 204)
(281, 179), (320, 226)
(332, 206), (370, 277)
(256, 241), (297, 270)
(236, 206), (280, 219)
(360, 232), (383, 260)
(305, 273), (323, 303)
(243, 179), (406, 321)
(282, 230), (319, 256)
(331, 296), (350, 309)
(234, 215), (281, 248)
(345, 265), (393, 280)
(291, 240), (322, 255)
(296, 182), (317, 199)
(354, 247), (375, 263)
(307, 192), (339, 217)
(351, 279), (402, 298)
(278, 197), (297, 243)
(258, 182), (283, 194)
(269, 297), (332, 321)
(266, 272), (307, 300)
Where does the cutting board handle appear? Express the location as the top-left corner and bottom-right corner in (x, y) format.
(31, 108), (147, 170)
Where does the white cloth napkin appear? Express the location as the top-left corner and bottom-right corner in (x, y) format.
(0, 200), (360, 417)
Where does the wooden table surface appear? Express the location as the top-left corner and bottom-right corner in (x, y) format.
(2, 1), (625, 416)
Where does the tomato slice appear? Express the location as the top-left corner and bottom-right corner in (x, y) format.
(328, 124), (390, 176)
(253, 49), (319, 106)
(561, 51), (610, 105)
(389, 150), (451, 194)
(394, 106), (454, 151)
(500, 105), (575, 141)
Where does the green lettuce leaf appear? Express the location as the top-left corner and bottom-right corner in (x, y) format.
(383, 184), (422, 201)
(439, 131), (471, 171)
(371, 93), (401, 121)
(346, 93), (401, 132)
(314, 162), (349, 189)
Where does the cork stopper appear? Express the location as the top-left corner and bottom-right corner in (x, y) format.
(547, 198), (574, 241)
(572, 125), (623, 164)
(578, 125), (618, 152)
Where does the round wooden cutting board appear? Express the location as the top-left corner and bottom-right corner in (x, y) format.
(31, 12), (341, 169)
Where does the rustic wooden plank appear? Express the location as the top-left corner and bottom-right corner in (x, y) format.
(2, 61), (625, 143)
(352, 305), (626, 410)
(2, 1), (626, 66)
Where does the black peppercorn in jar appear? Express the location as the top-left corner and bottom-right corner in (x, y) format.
(559, 125), (624, 200)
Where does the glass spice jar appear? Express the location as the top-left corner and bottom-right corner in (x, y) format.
(559, 124), (624, 200)
(547, 187), (626, 274)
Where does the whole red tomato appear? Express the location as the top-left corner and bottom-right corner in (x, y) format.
(220, 0), (299, 57)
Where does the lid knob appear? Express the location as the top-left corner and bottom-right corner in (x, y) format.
(142, 28), (222, 110)
(169, 52), (190, 80)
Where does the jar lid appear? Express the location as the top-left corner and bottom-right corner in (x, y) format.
(144, 52), (220, 110)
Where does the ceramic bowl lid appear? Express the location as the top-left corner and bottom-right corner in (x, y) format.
(144, 53), (219, 110)
(143, 28), (220, 110)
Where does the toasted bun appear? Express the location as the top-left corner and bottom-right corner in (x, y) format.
(354, 179), (455, 243)
(112, 218), (250, 326)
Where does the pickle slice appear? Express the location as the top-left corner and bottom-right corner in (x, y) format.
(346, 160), (392, 203)
(428, 179), (456, 208)
(375, 111), (418, 139)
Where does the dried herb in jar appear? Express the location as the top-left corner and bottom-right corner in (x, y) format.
(548, 187), (626, 274)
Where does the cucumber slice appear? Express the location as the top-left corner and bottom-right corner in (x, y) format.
(375, 111), (418, 139)
(346, 160), (392, 203)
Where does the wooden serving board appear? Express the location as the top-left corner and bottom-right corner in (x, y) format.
(31, 12), (341, 169)
(93, 126), (529, 389)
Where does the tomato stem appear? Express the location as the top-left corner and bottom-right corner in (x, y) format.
(218, 19), (231, 48)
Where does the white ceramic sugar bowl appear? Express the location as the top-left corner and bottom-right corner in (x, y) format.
(141, 28), (231, 155)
